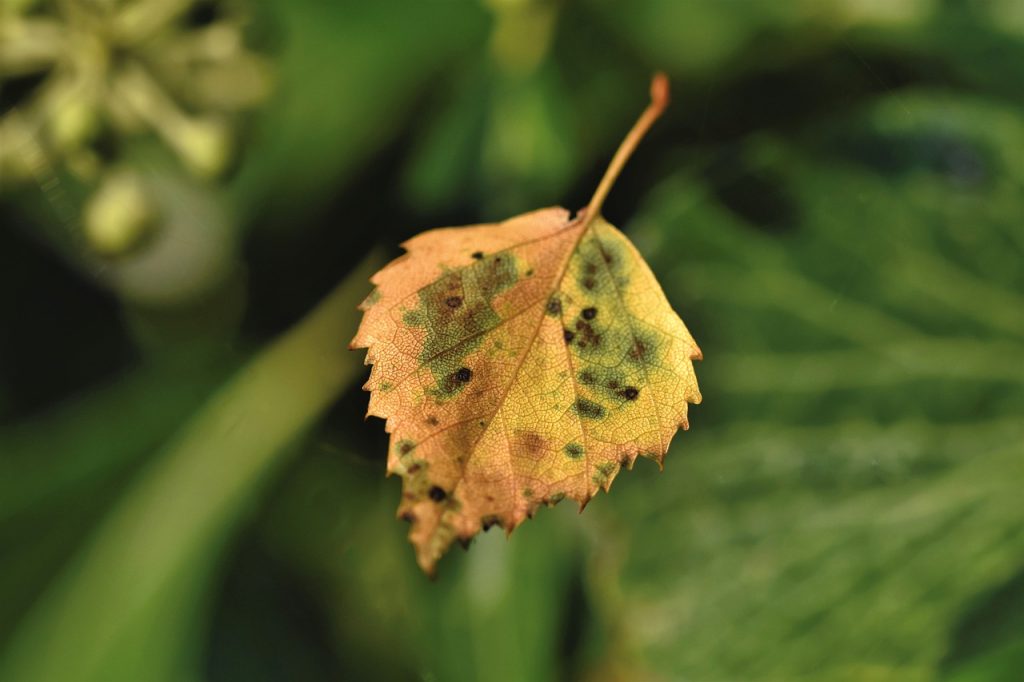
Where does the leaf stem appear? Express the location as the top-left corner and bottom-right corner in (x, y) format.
(585, 72), (670, 223)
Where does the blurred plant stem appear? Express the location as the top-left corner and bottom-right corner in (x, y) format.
(0, 249), (383, 682)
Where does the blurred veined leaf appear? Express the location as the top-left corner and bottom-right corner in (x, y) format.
(582, 89), (1024, 681)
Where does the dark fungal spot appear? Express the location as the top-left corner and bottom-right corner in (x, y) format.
(607, 378), (620, 390)
(549, 492), (566, 504)
(619, 453), (632, 466)
(407, 463), (422, 474)
(523, 488), (534, 498)
(428, 486), (447, 502)
(445, 295), (463, 309)
(573, 320), (600, 349)
(439, 366), (474, 395)
(600, 247), (614, 265)
(400, 511), (416, 523)
(546, 297), (562, 317)
(482, 514), (501, 530)
(584, 261), (598, 275)
(564, 442), (584, 459)
(581, 307), (597, 320)
(618, 386), (639, 401)
(579, 370), (596, 385)
(426, 415), (439, 426)
(516, 431), (546, 459)
(471, 251), (484, 260)
(573, 398), (605, 419)
(582, 277), (596, 290)
(628, 337), (648, 361)
(397, 440), (415, 455)
(525, 269), (534, 277)
(563, 329), (575, 342)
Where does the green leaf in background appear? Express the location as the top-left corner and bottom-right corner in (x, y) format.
(586, 90), (1024, 681)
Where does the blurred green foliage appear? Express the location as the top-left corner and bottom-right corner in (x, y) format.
(2, 0), (1023, 680)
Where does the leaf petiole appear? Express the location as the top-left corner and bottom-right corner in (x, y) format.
(584, 72), (670, 225)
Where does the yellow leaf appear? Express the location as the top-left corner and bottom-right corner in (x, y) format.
(351, 74), (702, 574)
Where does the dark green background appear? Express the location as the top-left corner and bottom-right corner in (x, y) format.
(2, 1), (1023, 680)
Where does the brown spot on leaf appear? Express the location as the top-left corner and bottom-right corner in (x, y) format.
(428, 486), (447, 502)
(445, 295), (463, 308)
(574, 320), (600, 349)
(630, 339), (645, 358)
(573, 398), (605, 419)
(471, 251), (484, 260)
(618, 386), (639, 401)
(515, 431), (547, 460)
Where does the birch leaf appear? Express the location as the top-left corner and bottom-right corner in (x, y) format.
(351, 75), (702, 574)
